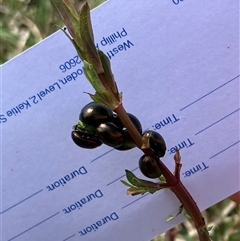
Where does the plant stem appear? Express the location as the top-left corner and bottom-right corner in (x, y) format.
(165, 228), (176, 241)
(114, 103), (143, 147)
(113, 102), (211, 241)
(171, 182), (209, 241)
(50, 0), (211, 240)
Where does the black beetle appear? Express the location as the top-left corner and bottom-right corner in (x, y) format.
(79, 102), (113, 126)
(142, 130), (166, 157)
(114, 140), (136, 151)
(96, 122), (124, 147)
(139, 154), (162, 178)
(71, 130), (102, 149)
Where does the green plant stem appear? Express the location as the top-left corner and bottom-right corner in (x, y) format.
(113, 101), (210, 241)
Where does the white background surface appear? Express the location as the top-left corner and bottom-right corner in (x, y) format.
(1, 1), (239, 241)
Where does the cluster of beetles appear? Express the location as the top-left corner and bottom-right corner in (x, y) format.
(72, 102), (167, 179)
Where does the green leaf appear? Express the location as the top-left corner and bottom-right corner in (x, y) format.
(98, 50), (120, 100)
(51, 0), (103, 73)
(122, 170), (165, 196)
(121, 179), (148, 195)
(125, 170), (161, 188)
(125, 170), (140, 185)
(88, 92), (117, 109)
(50, 0), (80, 41)
(62, 0), (79, 19)
(126, 170), (143, 187)
(83, 61), (106, 93)
(127, 187), (148, 196)
(79, 1), (94, 42)
(159, 175), (166, 182)
(83, 61), (121, 109)
(74, 120), (96, 134)
(79, 2), (103, 73)
(71, 39), (85, 62)
(51, 0), (122, 110)
(50, 0), (86, 61)
(120, 180), (133, 188)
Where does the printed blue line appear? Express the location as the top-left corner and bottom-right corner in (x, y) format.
(209, 140), (240, 159)
(62, 234), (76, 241)
(91, 149), (115, 162)
(122, 193), (149, 209)
(0, 189), (44, 214)
(8, 212), (60, 241)
(106, 167), (139, 186)
(195, 108), (239, 135)
(180, 75), (240, 111)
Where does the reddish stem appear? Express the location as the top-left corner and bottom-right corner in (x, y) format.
(114, 103), (210, 241)
(165, 228), (177, 241)
(98, 72), (210, 241)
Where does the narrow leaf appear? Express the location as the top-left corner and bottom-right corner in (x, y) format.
(75, 120), (96, 134)
(62, 0), (79, 19)
(120, 180), (133, 188)
(79, 2), (103, 73)
(87, 92), (114, 108)
(125, 170), (161, 188)
(159, 175), (166, 182)
(50, 0), (80, 41)
(125, 170), (138, 185)
(79, 1), (94, 42)
(126, 187), (147, 196)
(58, 31), (85, 60)
(83, 61), (106, 93)
(98, 50), (120, 99)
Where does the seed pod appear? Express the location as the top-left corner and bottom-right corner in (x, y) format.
(79, 102), (113, 126)
(96, 122), (124, 147)
(139, 155), (161, 178)
(142, 130), (166, 157)
(71, 130), (102, 149)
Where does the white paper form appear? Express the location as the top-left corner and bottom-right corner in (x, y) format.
(1, 0), (239, 241)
